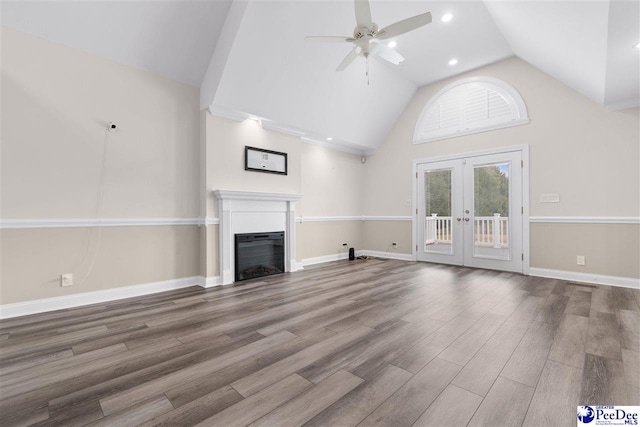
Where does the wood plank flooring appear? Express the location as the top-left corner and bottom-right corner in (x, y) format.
(1, 259), (638, 426)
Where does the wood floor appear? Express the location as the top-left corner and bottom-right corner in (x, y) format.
(1, 259), (638, 427)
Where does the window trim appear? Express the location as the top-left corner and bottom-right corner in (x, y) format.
(413, 77), (530, 145)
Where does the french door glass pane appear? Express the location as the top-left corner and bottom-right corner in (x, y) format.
(473, 162), (511, 260)
(424, 169), (453, 254)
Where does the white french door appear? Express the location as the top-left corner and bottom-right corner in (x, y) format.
(416, 150), (524, 273)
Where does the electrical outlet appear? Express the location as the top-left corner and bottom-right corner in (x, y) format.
(61, 273), (73, 287)
(577, 256), (586, 266)
(392, 242), (397, 247)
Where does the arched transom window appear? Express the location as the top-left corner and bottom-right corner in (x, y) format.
(414, 77), (529, 144)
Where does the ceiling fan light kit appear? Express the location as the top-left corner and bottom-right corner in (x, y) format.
(305, 0), (432, 82)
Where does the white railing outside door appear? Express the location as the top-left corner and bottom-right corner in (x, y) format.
(426, 213), (509, 248)
(425, 214), (452, 244)
(475, 214), (509, 248)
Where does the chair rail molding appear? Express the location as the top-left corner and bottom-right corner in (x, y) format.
(529, 216), (640, 224)
(295, 215), (412, 223)
(0, 218), (202, 229)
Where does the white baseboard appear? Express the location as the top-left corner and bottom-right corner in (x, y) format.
(301, 249), (414, 266)
(0, 276), (203, 319)
(529, 268), (640, 289)
(291, 262), (305, 272)
(301, 252), (351, 267)
(197, 276), (221, 288)
(6, 263), (635, 320)
(360, 250), (414, 262)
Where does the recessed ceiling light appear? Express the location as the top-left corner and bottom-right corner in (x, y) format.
(441, 13), (453, 23)
(635, 42), (640, 49)
(448, 58), (458, 66)
(387, 41), (397, 48)
(327, 137), (333, 141)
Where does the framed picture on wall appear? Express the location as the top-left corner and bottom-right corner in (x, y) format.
(245, 146), (288, 175)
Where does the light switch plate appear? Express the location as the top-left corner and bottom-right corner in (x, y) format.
(540, 193), (560, 203)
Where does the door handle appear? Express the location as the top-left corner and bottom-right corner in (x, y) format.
(456, 218), (462, 222)
(464, 218), (470, 222)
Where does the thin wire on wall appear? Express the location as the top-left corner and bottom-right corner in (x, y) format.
(75, 127), (110, 285)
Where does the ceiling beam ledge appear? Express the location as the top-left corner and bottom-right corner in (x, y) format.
(200, 0), (249, 110)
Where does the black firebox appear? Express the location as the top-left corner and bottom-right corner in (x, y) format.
(234, 232), (285, 282)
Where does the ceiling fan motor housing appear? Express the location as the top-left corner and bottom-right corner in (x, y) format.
(353, 23), (378, 39)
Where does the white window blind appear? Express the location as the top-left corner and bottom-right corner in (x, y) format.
(414, 77), (529, 144)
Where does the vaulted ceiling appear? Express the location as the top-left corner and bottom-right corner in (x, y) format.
(2, 0), (638, 154)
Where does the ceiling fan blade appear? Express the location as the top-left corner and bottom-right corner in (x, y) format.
(354, 0), (373, 29)
(377, 12), (432, 40)
(375, 45), (405, 65)
(336, 48), (360, 71)
(305, 36), (356, 43)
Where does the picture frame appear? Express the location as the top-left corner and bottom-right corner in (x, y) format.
(245, 146), (288, 175)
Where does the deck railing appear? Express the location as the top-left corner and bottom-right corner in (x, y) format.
(425, 214), (452, 244)
(425, 213), (509, 248)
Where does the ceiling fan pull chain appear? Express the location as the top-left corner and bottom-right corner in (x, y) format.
(366, 56), (370, 85)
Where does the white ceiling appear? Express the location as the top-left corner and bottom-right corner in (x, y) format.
(209, 0), (418, 152)
(2, 0), (638, 153)
(604, 0), (640, 109)
(485, 0), (639, 110)
(0, 0), (233, 86)
(367, 1), (513, 86)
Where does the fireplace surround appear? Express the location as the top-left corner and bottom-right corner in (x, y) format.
(213, 190), (302, 285)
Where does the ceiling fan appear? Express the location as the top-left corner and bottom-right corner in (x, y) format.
(305, 0), (432, 78)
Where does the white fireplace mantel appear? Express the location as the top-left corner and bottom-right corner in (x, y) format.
(213, 190), (303, 285)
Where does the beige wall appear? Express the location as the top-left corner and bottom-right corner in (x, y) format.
(1, 28), (202, 304)
(299, 144), (364, 217)
(531, 223), (640, 279)
(1, 27), (200, 220)
(205, 225), (219, 278)
(363, 57), (639, 217)
(204, 114), (366, 218)
(362, 57), (640, 278)
(296, 221), (363, 261)
(362, 221), (413, 255)
(205, 115), (302, 217)
(0, 226), (200, 304)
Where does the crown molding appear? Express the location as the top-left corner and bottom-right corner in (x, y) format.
(212, 190), (302, 202)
